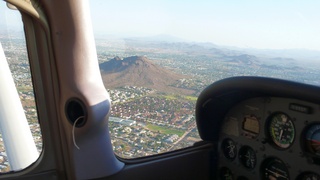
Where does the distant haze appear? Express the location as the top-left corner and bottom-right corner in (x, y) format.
(90, 0), (320, 51)
(0, 1), (320, 53)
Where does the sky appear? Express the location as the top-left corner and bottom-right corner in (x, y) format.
(0, 1), (319, 51)
(89, 0), (320, 51)
(0, 2), (24, 38)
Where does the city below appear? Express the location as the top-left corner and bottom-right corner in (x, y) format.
(0, 35), (320, 172)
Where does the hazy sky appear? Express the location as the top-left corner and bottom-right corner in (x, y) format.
(89, 0), (320, 51)
(0, 2), (24, 38)
(0, 1), (319, 51)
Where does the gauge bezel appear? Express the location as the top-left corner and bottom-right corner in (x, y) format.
(302, 122), (320, 157)
(296, 171), (320, 180)
(260, 157), (290, 180)
(219, 167), (234, 180)
(221, 138), (237, 161)
(266, 112), (296, 150)
(238, 145), (256, 170)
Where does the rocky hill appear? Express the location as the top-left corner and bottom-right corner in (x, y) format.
(100, 56), (193, 94)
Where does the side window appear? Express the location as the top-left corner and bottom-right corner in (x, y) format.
(0, 3), (42, 172)
(90, 1), (201, 158)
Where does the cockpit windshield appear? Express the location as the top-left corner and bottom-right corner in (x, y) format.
(88, 0), (320, 159)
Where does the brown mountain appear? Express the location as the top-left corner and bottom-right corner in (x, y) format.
(100, 56), (193, 94)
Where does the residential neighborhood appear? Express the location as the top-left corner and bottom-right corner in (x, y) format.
(1, 35), (319, 171)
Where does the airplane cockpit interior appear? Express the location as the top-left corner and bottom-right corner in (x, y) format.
(0, 0), (319, 179)
(197, 77), (320, 179)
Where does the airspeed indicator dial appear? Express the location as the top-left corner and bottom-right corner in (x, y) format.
(267, 113), (295, 149)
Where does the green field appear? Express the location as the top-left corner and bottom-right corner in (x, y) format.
(185, 96), (197, 101)
(162, 94), (197, 102)
(146, 124), (185, 137)
(162, 94), (178, 100)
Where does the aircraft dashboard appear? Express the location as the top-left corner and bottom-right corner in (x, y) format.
(219, 97), (320, 180)
(195, 77), (320, 180)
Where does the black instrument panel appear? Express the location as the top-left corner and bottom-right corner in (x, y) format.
(195, 77), (320, 180)
(218, 97), (320, 180)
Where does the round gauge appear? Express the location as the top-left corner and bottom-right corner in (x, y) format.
(261, 158), (290, 180)
(221, 138), (237, 160)
(219, 167), (234, 180)
(305, 123), (320, 156)
(297, 172), (320, 180)
(238, 146), (256, 169)
(267, 112), (295, 149)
